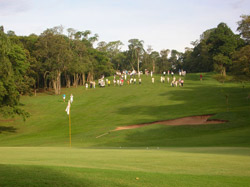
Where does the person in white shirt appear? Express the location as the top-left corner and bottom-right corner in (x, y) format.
(70, 94), (73, 103)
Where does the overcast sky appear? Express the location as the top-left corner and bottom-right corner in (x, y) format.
(0, 0), (249, 52)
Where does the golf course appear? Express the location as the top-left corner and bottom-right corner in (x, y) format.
(0, 73), (250, 186)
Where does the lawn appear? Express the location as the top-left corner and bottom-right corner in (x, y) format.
(0, 147), (250, 187)
(0, 73), (249, 147)
(0, 73), (249, 186)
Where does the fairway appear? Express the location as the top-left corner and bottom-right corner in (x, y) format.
(0, 73), (250, 186)
(0, 73), (249, 147)
(0, 147), (250, 187)
(1, 2), (250, 185)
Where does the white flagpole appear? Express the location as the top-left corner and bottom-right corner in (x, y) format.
(65, 100), (71, 147)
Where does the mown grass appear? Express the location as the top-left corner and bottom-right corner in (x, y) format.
(0, 73), (249, 186)
(0, 73), (249, 147)
(0, 147), (250, 187)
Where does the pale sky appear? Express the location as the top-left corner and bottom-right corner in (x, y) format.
(0, 0), (249, 52)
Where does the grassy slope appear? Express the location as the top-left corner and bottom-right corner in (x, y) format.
(0, 73), (249, 147)
(0, 73), (250, 186)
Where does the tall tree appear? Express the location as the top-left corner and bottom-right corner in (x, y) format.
(237, 14), (250, 44)
(206, 23), (244, 76)
(159, 49), (171, 72)
(169, 50), (182, 71)
(150, 51), (160, 73)
(128, 39), (144, 73)
(0, 27), (29, 120)
(36, 27), (71, 94)
(231, 44), (250, 80)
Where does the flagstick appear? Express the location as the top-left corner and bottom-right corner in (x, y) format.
(69, 108), (72, 148)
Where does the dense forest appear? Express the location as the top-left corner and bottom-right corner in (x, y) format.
(0, 15), (249, 119)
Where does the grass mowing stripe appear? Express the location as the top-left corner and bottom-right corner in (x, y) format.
(1, 164), (250, 187)
(0, 147), (249, 176)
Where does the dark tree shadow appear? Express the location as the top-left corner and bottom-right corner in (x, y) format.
(108, 84), (250, 147)
(0, 126), (17, 133)
(116, 84), (250, 122)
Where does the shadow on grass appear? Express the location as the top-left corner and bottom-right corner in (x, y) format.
(116, 82), (249, 121)
(110, 83), (250, 148)
(166, 147), (250, 157)
(0, 164), (95, 186)
(0, 126), (16, 133)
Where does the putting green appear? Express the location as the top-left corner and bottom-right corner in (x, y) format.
(0, 147), (250, 186)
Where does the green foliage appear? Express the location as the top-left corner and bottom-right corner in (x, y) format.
(1, 16), (250, 120)
(237, 14), (250, 44)
(97, 40), (126, 71)
(158, 49), (171, 72)
(128, 39), (144, 71)
(88, 48), (114, 78)
(207, 23), (242, 56)
(213, 53), (231, 76)
(232, 45), (250, 80)
(206, 23), (244, 77)
(183, 21), (245, 76)
(212, 74), (233, 83)
(0, 28), (30, 120)
(182, 29), (216, 73)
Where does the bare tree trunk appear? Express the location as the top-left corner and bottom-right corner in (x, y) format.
(53, 70), (61, 95)
(79, 74), (83, 85)
(65, 72), (71, 88)
(73, 73), (80, 87)
(76, 73), (79, 87)
(220, 65), (226, 77)
(73, 74), (76, 87)
(87, 72), (93, 82)
(58, 71), (61, 94)
(223, 67), (226, 77)
(43, 71), (49, 90)
(52, 80), (57, 94)
(67, 75), (71, 88)
(137, 56), (140, 74)
(49, 80), (52, 90)
(37, 75), (39, 91)
(153, 60), (155, 73)
(82, 74), (85, 85)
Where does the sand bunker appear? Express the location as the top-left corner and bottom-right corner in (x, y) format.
(114, 115), (227, 131)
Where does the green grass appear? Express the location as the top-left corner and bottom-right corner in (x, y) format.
(0, 147), (250, 187)
(0, 73), (249, 147)
(0, 73), (250, 186)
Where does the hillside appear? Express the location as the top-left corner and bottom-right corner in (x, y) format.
(0, 73), (249, 147)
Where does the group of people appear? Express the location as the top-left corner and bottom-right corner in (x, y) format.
(170, 77), (184, 87)
(63, 93), (74, 103)
(159, 74), (184, 87)
(63, 70), (187, 102)
(82, 69), (186, 90)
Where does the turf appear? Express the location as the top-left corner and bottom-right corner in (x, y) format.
(0, 73), (250, 186)
(0, 73), (249, 147)
(0, 147), (250, 187)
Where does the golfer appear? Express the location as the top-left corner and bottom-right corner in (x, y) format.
(70, 94), (73, 103)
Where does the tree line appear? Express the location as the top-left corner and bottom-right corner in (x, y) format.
(0, 15), (249, 119)
(183, 15), (250, 79)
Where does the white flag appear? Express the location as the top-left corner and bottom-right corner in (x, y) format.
(65, 100), (71, 115)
